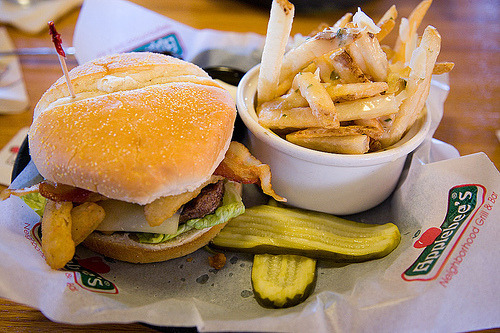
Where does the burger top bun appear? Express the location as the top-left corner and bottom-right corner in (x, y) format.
(29, 52), (236, 205)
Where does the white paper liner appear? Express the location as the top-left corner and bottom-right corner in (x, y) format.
(1, 1), (499, 332)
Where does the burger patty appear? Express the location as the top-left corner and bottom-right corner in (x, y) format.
(179, 180), (225, 223)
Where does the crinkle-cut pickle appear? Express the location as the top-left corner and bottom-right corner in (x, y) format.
(212, 205), (401, 261)
(252, 254), (316, 308)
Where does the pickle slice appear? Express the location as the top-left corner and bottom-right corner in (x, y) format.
(252, 254), (316, 308)
(212, 205), (401, 261)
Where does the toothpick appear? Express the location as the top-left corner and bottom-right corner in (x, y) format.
(48, 21), (75, 98)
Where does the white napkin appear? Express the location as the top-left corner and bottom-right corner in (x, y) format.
(0, 27), (29, 114)
(73, 0), (264, 70)
(0, 0), (83, 34)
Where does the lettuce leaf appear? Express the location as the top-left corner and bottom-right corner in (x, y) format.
(20, 192), (47, 217)
(16, 181), (245, 245)
(136, 223), (193, 243)
(136, 182), (245, 244)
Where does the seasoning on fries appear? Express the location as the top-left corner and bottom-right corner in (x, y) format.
(256, 0), (453, 154)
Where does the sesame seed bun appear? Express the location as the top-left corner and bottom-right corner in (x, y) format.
(28, 52), (236, 205)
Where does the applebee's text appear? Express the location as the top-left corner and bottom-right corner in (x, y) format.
(439, 191), (496, 287)
(23, 223), (43, 258)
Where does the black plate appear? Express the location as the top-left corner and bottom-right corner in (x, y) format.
(11, 134), (30, 182)
(11, 66), (247, 184)
(204, 66), (247, 143)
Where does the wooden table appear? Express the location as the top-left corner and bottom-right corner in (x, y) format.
(0, 0), (498, 331)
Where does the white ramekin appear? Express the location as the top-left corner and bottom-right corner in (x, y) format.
(237, 65), (431, 215)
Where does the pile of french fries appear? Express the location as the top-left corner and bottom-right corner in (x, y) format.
(256, 0), (453, 154)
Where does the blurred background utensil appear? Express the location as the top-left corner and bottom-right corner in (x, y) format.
(0, 46), (75, 57)
(4, 0), (44, 6)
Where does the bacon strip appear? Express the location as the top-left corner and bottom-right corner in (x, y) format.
(3, 143), (286, 205)
(39, 181), (105, 203)
(214, 141), (286, 202)
(1, 184), (40, 201)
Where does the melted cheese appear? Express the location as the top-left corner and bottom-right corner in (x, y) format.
(96, 200), (180, 235)
(353, 8), (381, 34)
(399, 18), (410, 43)
(409, 45), (427, 80)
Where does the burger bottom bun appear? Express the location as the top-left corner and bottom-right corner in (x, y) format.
(82, 222), (229, 263)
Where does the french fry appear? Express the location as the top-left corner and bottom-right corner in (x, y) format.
(289, 126), (383, 140)
(257, 90), (308, 114)
(258, 95), (398, 130)
(394, 18), (410, 61)
(407, 26), (440, 92)
(393, 0), (433, 63)
(405, 31), (420, 64)
(394, 89), (409, 108)
(258, 107), (321, 130)
(41, 200), (75, 269)
(301, 62), (318, 73)
(377, 5), (398, 26)
(257, 0), (295, 104)
(381, 25), (441, 147)
(277, 28), (362, 95)
(313, 54), (337, 83)
(377, 19), (396, 42)
(344, 42), (369, 78)
(389, 62), (411, 78)
(386, 62), (411, 94)
(287, 131), (370, 154)
(329, 50), (370, 83)
(71, 202), (105, 245)
(276, 77), (295, 97)
(324, 81), (388, 102)
(381, 45), (395, 59)
(433, 62), (455, 75)
(335, 94), (398, 121)
(347, 32), (389, 81)
(376, 5), (398, 41)
(354, 118), (384, 133)
(276, 61), (318, 96)
(332, 12), (353, 29)
(386, 71), (407, 94)
(293, 71), (339, 128)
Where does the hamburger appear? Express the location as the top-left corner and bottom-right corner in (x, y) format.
(10, 52), (283, 269)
